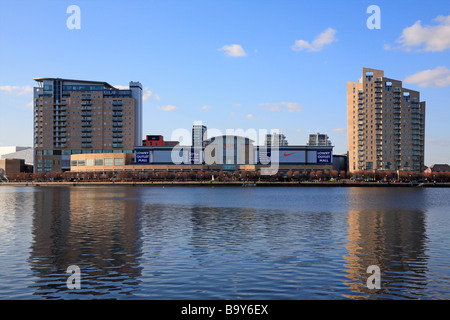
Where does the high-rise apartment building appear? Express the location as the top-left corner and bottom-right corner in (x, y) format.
(347, 68), (425, 172)
(307, 132), (332, 146)
(33, 78), (143, 172)
(192, 121), (207, 147)
(265, 132), (288, 146)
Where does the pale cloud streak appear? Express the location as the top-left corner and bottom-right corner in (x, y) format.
(157, 105), (178, 112)
(259, 102), (303, 113)
(292, 28), (337, 52)
(0, 85), (33, 96)
(220, 44), (247, 57)
(404, 66), (450, 87)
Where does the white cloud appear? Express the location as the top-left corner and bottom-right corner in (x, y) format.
(391, 15), (450, 52)
(26, 101), (33, 108)
(404, 66), (450, 87)
(331, 128), (346, 133)
(292, 28), (337, 52)
(230, 112), (236, 117)
(246, 113), (254, 119)
(295, 128), (302, 133)
(0, 85), (33, 96)
(201, 105), (212, 111)
(220, 44), (247, 57)
(259, 102), (303, 113)
(115, 85), (157, 101)
(157, 105), (178, 112)
(143, 89), (155, 101)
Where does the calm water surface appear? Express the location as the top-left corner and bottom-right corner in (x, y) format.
(0, 185), (449, 299)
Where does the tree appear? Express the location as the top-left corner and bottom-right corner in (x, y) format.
(286, 170), (293, 181)
(241, 169), (247, 181)
(330, 170), (338, 180)
(316, 170), (323, 180)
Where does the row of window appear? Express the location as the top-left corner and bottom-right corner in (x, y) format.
(71, 158), (124, 167)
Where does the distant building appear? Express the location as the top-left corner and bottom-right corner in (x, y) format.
(0, 147), (33, 166)
(307, 133), (332, 146)
(0, 146), (30, 158)
(0, 159), (28, 175)
(265, 132), (288, 146)
(332, 153), (348, 173)
(142, 135), (179, 147)
(192, 121), (207, 148)
(424, 164), (450, 173)
(33, 77), (143, 172)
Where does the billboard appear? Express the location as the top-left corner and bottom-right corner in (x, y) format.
(135, 149), (150, 163)
(316, 150), (332, 163)
(258, 148), (306, 164)
(278, 150), (306, 164)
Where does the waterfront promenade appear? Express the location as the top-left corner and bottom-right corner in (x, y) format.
(2, 180), (449, 187)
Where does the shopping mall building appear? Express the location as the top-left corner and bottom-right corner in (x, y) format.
(70, 135), (334, 175)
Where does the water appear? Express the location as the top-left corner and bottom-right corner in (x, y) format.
(0, 185), (449, 300)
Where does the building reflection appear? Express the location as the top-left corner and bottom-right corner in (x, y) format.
(343, 190), (429, 299)
(28, 186), (143, 298)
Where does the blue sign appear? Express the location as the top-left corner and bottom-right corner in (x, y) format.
(135, 150), (150, 163)
(190, 150), (201, 164)
(316, 151), (332, 163)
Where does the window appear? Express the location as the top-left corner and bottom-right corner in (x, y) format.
(114, 158), (124, 166)
(95, 158), (103, 166)
(86, 159), (94, 166)
(78, 159), (85, 166)
(105, 158), (113, 166)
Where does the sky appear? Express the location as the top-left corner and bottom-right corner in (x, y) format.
(0, 0), (449, 166)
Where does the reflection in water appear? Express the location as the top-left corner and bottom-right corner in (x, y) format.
(344, 188), (429, 299)
(0, 186), (448, 299)
(28, 187), (143, 299)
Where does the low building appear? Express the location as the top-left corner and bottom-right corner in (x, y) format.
(70, 135), (334, 174)
(424, 164), (450, 173)
(142, 135), (179, 147)
(0, 147), (34, 166)
(0, 159), (26, 175)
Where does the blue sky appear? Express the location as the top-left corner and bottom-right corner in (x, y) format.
(1, 0), (449, 166)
